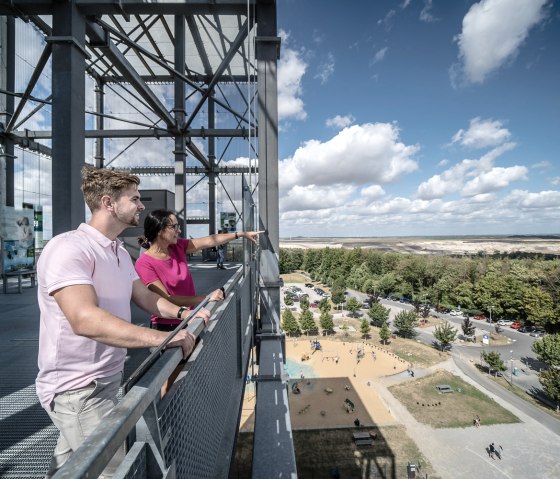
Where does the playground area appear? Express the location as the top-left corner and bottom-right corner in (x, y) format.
(239, 338), (410, 431)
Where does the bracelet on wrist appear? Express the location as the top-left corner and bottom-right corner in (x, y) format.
(177, 306), (188, 319)
(235, 232), (239, 239)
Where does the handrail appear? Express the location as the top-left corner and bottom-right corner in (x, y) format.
(123, 268), (243, 392)
(52, 267), (245, 479)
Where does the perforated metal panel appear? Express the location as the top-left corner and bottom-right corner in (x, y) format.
(158, 275), (253, 478)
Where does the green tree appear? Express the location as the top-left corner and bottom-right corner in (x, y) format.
(433, 322), (458, 351)
(524, 287), (556, 328)
(346, 296), (361, 316)
(318, 297), (330, 313)
(368, 303), (391, 327)
(360, 318), (371, 338)
(299, 294), (310, 310)
(319, 310), (334, 334)
(532, 334), (560, 367)
(462, 316), (476, 338)
(481, 351), (506, 376)
(538, 368), (560, 409)
(331, 278), (346, 306)
(282, 308), (299, 336)
(379, 323), (391, 345)
(393, 310), (419, 338)
(284, 294), (294, 306)
(299, 309), (317, 335)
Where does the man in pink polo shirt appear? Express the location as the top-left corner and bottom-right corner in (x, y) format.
(36, 165), (207, 478)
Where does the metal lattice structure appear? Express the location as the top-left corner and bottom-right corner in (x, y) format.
(1, 1), (290, 477)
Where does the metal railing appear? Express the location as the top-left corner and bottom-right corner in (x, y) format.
(53, 265), (256, 479)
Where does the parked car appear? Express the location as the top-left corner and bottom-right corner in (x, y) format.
(361, 302), (371, 309)
(305, 283), (314, 288)
(450, 310), (463, 316)
(473, 315), (488, 321)
(519, 325), (535, 333)
(510, 322), (521, 329)
(497, 319), (513, 326)
(529, 330), (545, 338)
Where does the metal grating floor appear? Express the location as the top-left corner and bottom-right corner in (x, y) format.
(0, 261), (235, 477)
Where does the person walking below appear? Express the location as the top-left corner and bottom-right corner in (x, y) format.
(216, 230), (226, 269)
(36, 166), (206, 478)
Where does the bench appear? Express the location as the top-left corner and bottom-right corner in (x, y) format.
(354, 438), (373, 446)
(353, 432), (371, 440)
(2, 269), (37, 294)
(435, 384), (453, 394)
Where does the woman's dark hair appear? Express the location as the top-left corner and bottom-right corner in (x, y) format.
(137, 209), (175, 248)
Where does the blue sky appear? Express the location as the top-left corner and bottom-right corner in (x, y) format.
(275, 0), (560, 237)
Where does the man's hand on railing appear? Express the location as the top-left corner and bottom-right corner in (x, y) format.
(166, 329), (196, 359)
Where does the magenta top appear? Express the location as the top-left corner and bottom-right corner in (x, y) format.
(135, 238), (195, 325)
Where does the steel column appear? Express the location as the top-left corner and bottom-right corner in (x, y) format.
(174, 15), (187, 232)
(1, 16), (15, 207)
(51, 3), (86, 233)
(252, 1), (296, 478)
(94, 77), (104, 168)
(208, 92), (216, 235)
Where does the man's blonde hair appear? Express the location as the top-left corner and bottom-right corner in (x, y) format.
(81, 165), (140, 212)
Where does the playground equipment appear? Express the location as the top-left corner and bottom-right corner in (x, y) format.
(291, 382), (301, 394)
(344, 398), (355, 413)
(310, 340), (322, 353)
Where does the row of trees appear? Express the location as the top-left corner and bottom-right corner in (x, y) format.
(280, 247), (560, 332)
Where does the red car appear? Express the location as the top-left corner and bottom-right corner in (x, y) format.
(510, 322), (521, 329)
(473, 315), (488, 321)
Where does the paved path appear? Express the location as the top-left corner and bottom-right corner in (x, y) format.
(374, 358), (560, 478)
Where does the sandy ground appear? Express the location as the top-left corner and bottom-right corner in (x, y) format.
(240, 338), (410, 431)
(280, 237), (560, 255)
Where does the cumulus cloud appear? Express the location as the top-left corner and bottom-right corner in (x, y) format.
(451, 0), (550, 86)
(278, 43), (308, 121)
(314, 52), (335, 85)
(462, 166), (528, 196)
(360, 184), (386, 200)
(279, 122), (419, 192)
(417, 143), (519, 199)
(326, 115), (355, 129)
(281, 184), (356, 212)
(451, 117), (511, 149)
(550, 177), (560, 186)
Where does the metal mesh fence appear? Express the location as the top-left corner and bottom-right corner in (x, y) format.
(157, 274), (252, 478)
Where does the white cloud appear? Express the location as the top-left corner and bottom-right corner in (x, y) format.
(451, 117), (511, 149)
(462, 165), (528, 196)
(314, 52), (335, 85)
(326, 115), (355, 129)
(451, 0), (550, 86)
(279, 122), (419, 192)
(281, 184), (356, 212)
(278, 42), (308, 121)
(438, 159), (449, 167)
(550, 177), (560, 186)
(531, 161), (551, 170)
(360, 185), (386, 201)
(372, 47), (389, 65)
(420, 0), (438, 22)
(417, 143), (519, 199)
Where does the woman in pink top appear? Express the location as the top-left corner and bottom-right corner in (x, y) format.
(136, 209), (262, 330)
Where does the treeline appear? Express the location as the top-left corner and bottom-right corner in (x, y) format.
(280, 247), (560, 332)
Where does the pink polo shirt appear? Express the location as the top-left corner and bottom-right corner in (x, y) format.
(36, 223), (138, 410)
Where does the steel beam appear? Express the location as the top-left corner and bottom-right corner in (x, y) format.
(0, 0), (254, 16)
(51, 2), (87, 234)
(86, 19), (175, 128)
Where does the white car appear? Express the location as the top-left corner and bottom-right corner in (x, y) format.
(497, 319), (513, 326)
(450, 310), (463, 316)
